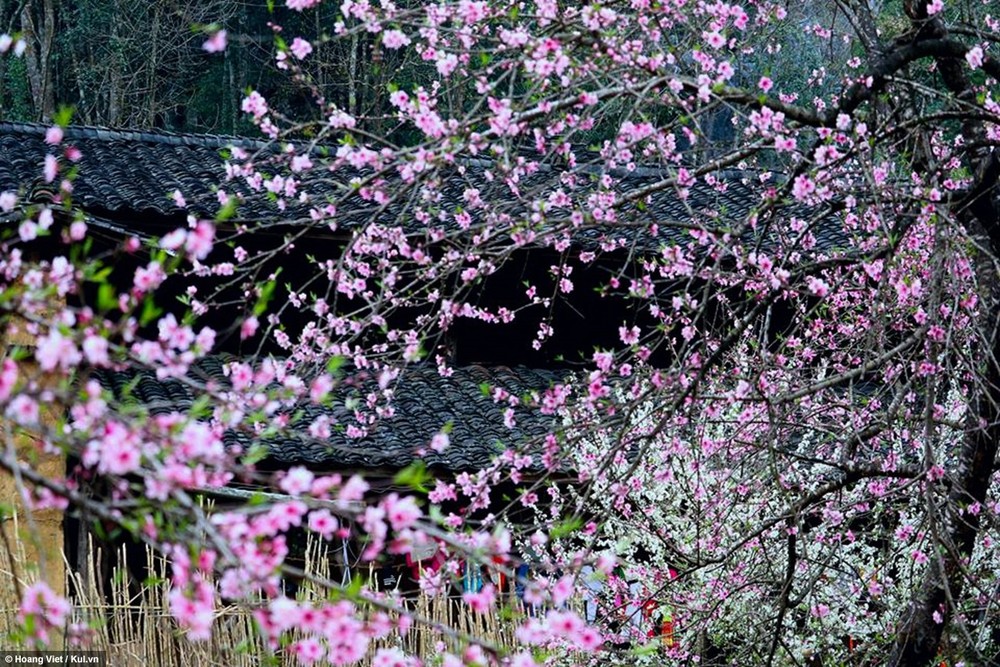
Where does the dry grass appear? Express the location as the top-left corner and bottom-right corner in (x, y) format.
(0, 512), (31, 642)
(0, 517), (521, 665)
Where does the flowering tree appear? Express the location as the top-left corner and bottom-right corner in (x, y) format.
(2, 0), (1000, 665)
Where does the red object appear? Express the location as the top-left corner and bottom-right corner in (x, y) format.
(643, 599), (658, 618)
(641, 589), (678, 649)
(661, 617), (675, 648)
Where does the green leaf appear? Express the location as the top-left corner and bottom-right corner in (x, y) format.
(139, 298), (163, 327)
(143, 575), (166, 588)
(53, 105), (75, 127)
(216, 196), (238, 222)
(428, 504), (445, 524)
(498, 602), (517, 621)
(189, 394), (212, 420)
(23, 613), (36, 638)
(242, 444), (270, 467)
(97, 283), (117, 312)
(632, 642), (661, 657)
(253, 279), (278, 317)
(393, 460), (431, 494)
(549, 515), (584, 540)
(343, 572), (365, 600)
(87, 266), (113, 283)
(326, 355), (345, 375)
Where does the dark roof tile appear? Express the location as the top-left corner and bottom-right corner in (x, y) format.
(0, 122), (847, 252)
(94, 358), (565, 471)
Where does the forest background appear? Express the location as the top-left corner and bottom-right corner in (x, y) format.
(0, 0), (848, 143)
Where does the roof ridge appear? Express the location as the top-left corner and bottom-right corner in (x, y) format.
(0, 121), (271, 151)
(0, 122), (773, 185)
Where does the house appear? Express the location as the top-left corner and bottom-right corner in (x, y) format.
(0, 120), (845, 623)
(0, 119), (815, 453)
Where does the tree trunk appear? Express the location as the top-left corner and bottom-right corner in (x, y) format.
(348, 29), (359, 118)
(889, 119), (1000, 667)
(886, 8), (1000, 660)
(889, 391), (1000, 664)
(144, 3), (161, 127)
(19, 0), (56, 121)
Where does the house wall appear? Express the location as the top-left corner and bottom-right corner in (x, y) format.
(1, 312), (66, 603)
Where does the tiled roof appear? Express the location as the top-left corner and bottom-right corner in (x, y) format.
(5, 123), (849, 469)
(0, 122), (260, 219)
(0, 122), (848, 252)
(94, 357), (565, 471)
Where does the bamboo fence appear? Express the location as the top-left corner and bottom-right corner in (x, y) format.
(0, 516), (521, 666)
